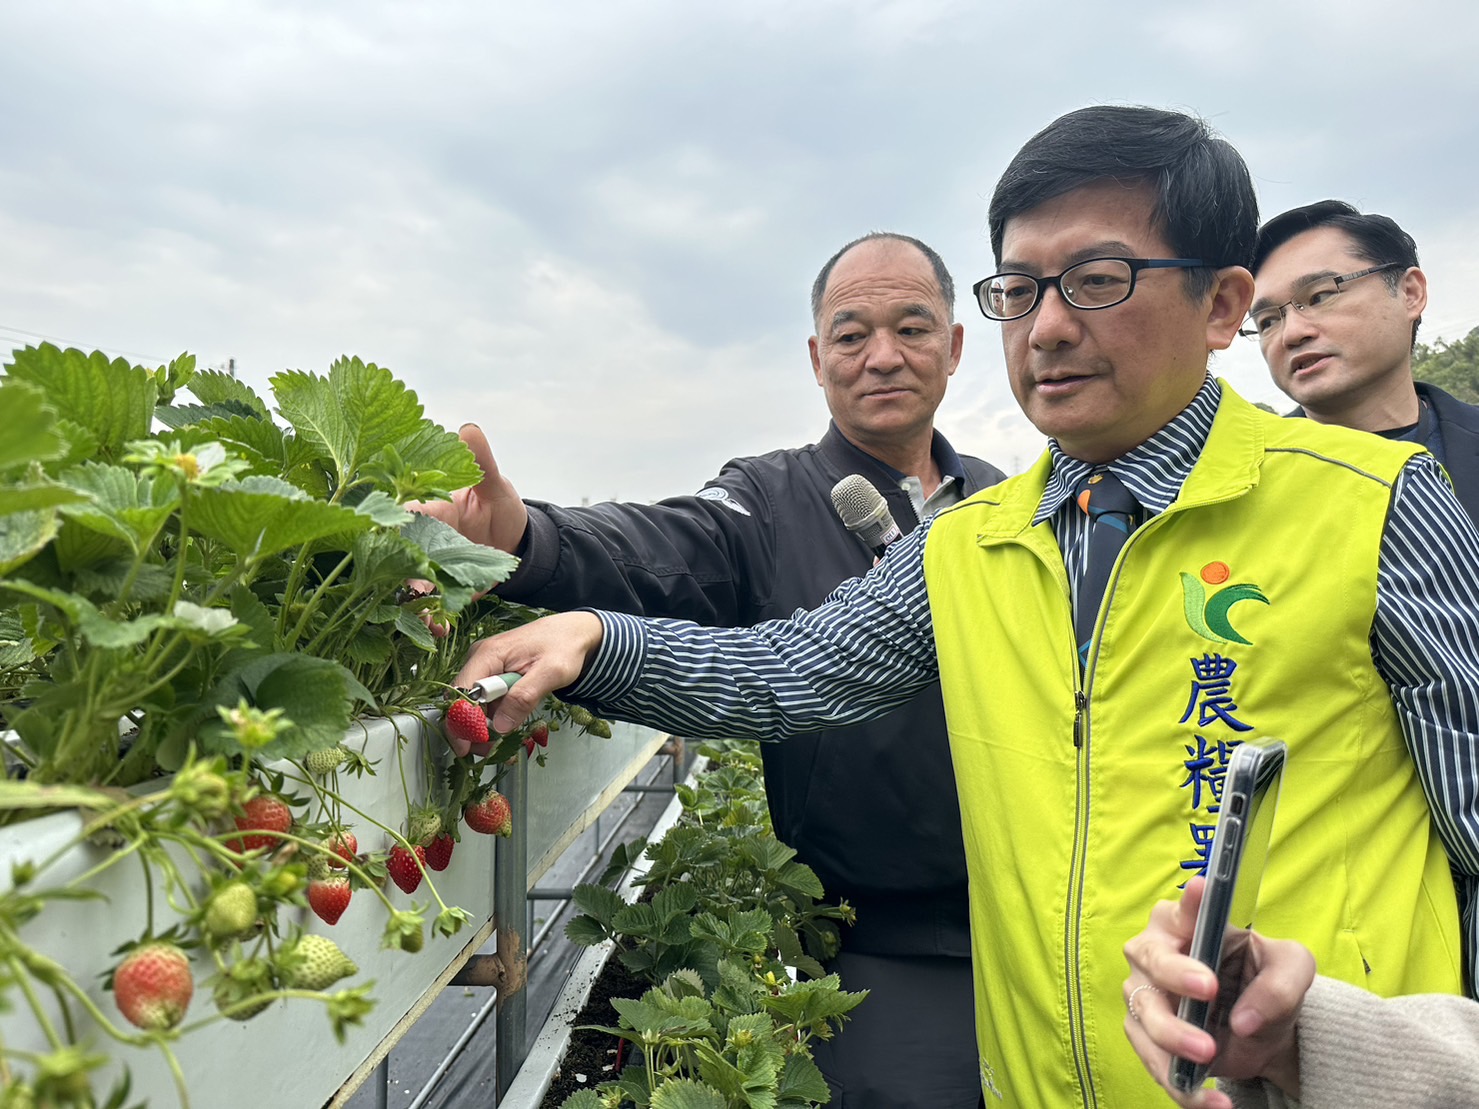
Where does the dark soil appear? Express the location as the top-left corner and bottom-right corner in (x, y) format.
(540, 954), (650, 1107)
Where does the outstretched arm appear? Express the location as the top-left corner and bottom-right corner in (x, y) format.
(455, 521), (940, 740)
(415, 423), (784, 626)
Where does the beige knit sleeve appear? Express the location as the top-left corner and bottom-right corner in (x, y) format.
(1222, 975), (1479, 1109)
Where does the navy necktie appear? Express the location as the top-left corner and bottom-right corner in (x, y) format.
(1073, 469), (1140, 670)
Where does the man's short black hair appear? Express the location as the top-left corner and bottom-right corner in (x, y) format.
(1251, 200), (1422, 346)
(1251, 199), (1420, 279)
(987, 105), (1258, 301)
(811, 232), (955, 327)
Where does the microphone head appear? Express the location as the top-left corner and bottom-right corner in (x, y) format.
(830, 474), (898, 550)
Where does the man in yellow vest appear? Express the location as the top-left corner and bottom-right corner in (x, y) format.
(451, 106), (1479, 1108)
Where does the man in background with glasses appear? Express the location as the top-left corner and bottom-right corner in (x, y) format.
(452, 106), (1479, 1106)
(1247, 200), (1479, 524)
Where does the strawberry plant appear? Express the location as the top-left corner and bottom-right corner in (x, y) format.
(562, 966), (860, 1109)
(0, 345), (519, 791)
(558, 742), (865, 1108)
(0, 345), (597, 1106)
(568, 743), (853, 984)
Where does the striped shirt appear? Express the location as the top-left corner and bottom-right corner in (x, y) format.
(575, 376), (1479, 991)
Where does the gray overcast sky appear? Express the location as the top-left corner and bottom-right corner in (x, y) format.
(4, 1), (1478, 504)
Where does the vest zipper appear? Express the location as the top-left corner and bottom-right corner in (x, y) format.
(1065, 676), (1097, 1107)
(1066, 509), (1158, 1109)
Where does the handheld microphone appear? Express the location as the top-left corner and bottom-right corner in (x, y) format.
(830, 474), (904, 559)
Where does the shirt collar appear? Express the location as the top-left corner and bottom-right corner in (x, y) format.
(822, 420), (968, 484)
(1033, 374), (1221, 524)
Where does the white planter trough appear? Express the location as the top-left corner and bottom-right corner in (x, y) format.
(0, 713), (490, 1109)
(0, 712), (675, 1109)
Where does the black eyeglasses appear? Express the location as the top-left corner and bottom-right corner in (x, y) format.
(1239, 263), (1403, 341)
(972, 257), (1208, 321)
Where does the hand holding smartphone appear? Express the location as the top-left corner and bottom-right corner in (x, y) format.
(1168, 737), (1287, 1093)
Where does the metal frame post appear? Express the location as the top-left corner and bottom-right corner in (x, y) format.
(494, 753), (530, 1099)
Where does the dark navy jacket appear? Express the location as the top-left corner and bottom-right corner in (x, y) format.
(498, 423), (1005, 955)
(1417, 381), (1479, 527)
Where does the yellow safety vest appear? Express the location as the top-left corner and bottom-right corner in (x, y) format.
(924, 383), (1463, 1107)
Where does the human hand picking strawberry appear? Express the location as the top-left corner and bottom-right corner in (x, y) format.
(453, 611), (606, 736)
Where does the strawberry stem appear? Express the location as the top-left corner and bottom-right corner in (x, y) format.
(5, 955), (64, 1051)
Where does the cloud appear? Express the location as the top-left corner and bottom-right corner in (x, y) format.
(3, 0), (1478, 511)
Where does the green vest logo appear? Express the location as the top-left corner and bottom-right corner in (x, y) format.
(1180, 561), (1269, 645)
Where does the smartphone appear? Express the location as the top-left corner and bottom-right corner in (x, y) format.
(1168, 737), (1287, 1093)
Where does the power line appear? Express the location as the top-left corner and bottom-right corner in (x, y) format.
(0, 322), (174, 368)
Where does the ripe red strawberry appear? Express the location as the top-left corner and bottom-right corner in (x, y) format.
(227, 794), (292, 853)
(307, 875), (352, 925)
(424, 832), (455, 872)
(444, 698), (489, 756)
(464, 789), (512, 837)
(113, 942), (194, 1031)
(388, 843), (427, 893)
(523, 720), (550, 757)
(326, 830), (358, 870)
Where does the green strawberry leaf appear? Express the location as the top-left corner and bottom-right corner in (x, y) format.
(563, 914), (610, 947)
(555, 1092), (606, 1109)
(271, 356), (482, 498)
(393, 608), (438, 652)
(155, 400), (265, 429)
(648, 1078), (728, 1109)
(71, 562), (174, 605)
(352, 490), (413, 528)
(0, 589), (242, 650)
(4, 345), (156, 461)
(75, 606), (170, 649)
(341, 626), (394, 666)
(200, 653), (362, 759)
(761, 975), (867, 1027)
(183, 369), (270, 418)
(228, 583), (276, 654)
(571, 883), (626, 926)
(0, 380), (68, 471)
(190, 475), (373, 561)
(0, 481), (89, 517)
(49, 416), (102, 469)
(56, 463), (179, 554)
(774, 861), (824, 901)
(350, 529), (429, 590)
(0, 582), (87, 626)
(775, 1054), (831, 1105)
(401, 513), (516, 613)
(191, 413), (331, 496)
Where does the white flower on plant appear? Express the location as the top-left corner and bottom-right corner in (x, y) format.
(123, 439), (252, 486)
